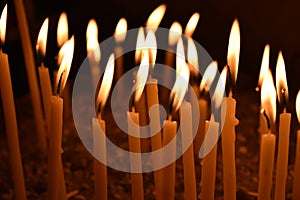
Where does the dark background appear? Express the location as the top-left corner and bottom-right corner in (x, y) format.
(2, 0), (300, 101)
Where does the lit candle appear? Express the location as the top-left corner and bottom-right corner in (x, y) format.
(221, 19), (240, 200)
(129, 52), (149, 200)
(0, 5), (27, 200)
(86, 19), (101, 91)
(47, 37), (74, 200)
(258, 70), (277, 200)
(257, 44), (272, 135)
(93, 54), (115, 200)
(145, 4), (166, 33)
(274, 51), (291, 200)
(184, 12), (200, 38)
(195, 61), (218, 153)
(114, 18), (127, 83)
(200, 66), (226, 200)
(14, 0), (47, 153)
(36, 18), (52, 135)
(293, 91), (300, 200)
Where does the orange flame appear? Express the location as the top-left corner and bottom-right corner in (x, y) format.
(176, 37), (185, 77)
(145, 30), (157, 66)
(36, 18), (49, 57)
(296, 90), (300, 124)
(55, 36), (74, 95)
(227, 19), (240, 85)
(187, 37), (199, 76)
(0, 4), (7, 44)
(184, 12), (200, 37)
(115, 18), (127, 43)
(168, 21), (182, 46)
(96, 54), (115, 109)
(171, 62), (190, 111)
(275, 51), (289, 106)
(57, 12), (68, 48)
(212, 67), (227, 109)
(146, 4), (166, 32)
(134, 50), (149, 102)
(199, 61), (218, 92)
(261, 69), (276, 123)
(258, 44), (270, 88)
(135, 27), (145, 64)
(86, 19), (100, 63)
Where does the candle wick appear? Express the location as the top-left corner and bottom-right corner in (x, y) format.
(226, 64), (233, 96)
(263, 110), (271, 130)
(56, 71), (64, 96)
(282, 88), (287, 112)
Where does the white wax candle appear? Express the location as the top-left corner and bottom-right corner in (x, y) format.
(92, 118), (107, 200)
(258, 133), (276, 200)
(274, 112), (291, 200)
(180, 101), (197, 200)
(292, 131), (300, 200)
(200, 118), (219, 200)
(0, 49), (27, 200)
(127, 111), (144, 200)
(161, 119), (177, 200)
(221, 95), (239, 200)
(146, 79), (163, 200)
(47, 96), (66, 200)
(38, 65), (52, 134)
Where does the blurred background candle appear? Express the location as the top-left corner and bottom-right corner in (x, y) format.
(0, 5), (27, 200)
(274, 51), (291, 200)
(293, 91), (300, 200)
(258, 70), (277, 200)
(145, 4), (166, 33)
(221, 19), (240, 200)
(93, 54), (115, 200)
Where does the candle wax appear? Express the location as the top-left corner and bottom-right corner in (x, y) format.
(292, 131), (300, 200)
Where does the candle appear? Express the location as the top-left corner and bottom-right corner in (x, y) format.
(221, 19), (240, 200)
(274, 52), (291, 200)
(36, 18), (52, 135)
(94, 54), (115, 200)
(258, 72), (277, 200)
(195, 61), (217, 153)
(0, 5), (27, 200)
(14, 0), (47, 153)
(47, 37), (74, 200)
(86, 19), (101, 91)
(200, 116), (219, 200)
(180, 101), (197, 200)
(293, 91), (300, 200)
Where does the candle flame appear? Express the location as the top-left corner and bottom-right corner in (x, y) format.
(115, 18), (127, 43)
(0, 4), (7, 44)
(199, 61), (218, 92)
(86, 19), (100, 63)
(55, 36), (74, 95)
(296, 90), (300, 124)
(168, 21), (182, 46)
(57, 12), (68, 48)
(134, 50), (149, 102)
(36, 18), (49, 57)
(176, 37), (185, 77)
(184, 12), (200, 37)
(171, 62), (190, 111)
(145, 30), (157, 66)
(96, 54), (115, 110)
(258, 44), (270, 88)
(212, 67), (227, 109)
(227, 19), (240, 85)
(187, 37), (199, 76)
(135, 27), (145, 64)
(146, 4), (166, 32)
(275, 51), (289, 105)
(261, 69), (276, 123)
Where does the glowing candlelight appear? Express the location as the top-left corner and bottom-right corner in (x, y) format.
(274, 51), (291, 200)
(47, 36), (74, 200)
(145, 30), (157, 67)
(146, 4), (166, 32)
(0, 5), (27, 199)
(187, 37), (199, 77)
(93, 53), (115, 200)
(257, 44), (270, 89)
(115, 18), (127, 43)
(57, 12), (68, 48)
(135, 27), (146, 64)
(184, 12), (200, 37)
(169, 22), (182, 47)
